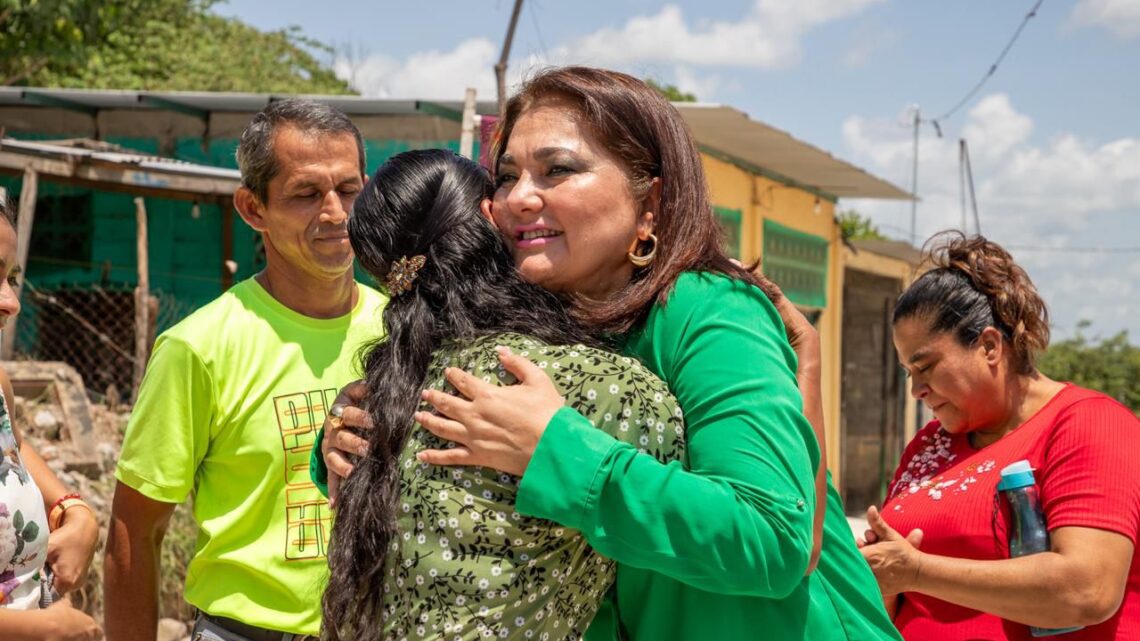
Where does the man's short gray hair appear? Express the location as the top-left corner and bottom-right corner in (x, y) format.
(236, 98), (366, 203)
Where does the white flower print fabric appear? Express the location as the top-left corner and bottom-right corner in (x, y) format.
(0, 388), (49, 609)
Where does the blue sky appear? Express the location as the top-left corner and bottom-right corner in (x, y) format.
(219, 0), (1140, 340)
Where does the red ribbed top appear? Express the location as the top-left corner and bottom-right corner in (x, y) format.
(883, 384), (1140, 641)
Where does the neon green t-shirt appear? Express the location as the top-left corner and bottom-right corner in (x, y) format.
(115, 278), (386, 636)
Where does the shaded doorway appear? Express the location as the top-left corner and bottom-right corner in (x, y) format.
(840, 269), (906, 513)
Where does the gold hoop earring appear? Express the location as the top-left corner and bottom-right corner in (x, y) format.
(628, 233), (657, 268)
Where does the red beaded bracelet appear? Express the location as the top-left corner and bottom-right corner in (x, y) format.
(47, 493), (90, 531)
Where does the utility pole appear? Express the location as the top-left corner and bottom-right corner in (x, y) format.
(962, 138), (982, 235)
(496, 0), (524, 116)
(459, 88), (477, 160)
(959, 139), (968, 233)
(909, 106), (920, 246)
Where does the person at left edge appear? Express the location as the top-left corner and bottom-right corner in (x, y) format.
(103, 99), (386, 641)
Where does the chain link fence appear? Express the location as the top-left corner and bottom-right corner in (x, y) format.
(10, 279), (200, 399)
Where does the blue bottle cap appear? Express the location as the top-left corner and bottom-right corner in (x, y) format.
(997, 459), (1036, 491)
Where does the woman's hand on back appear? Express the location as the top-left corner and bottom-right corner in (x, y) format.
(770, 285), (821, 371)
(416, 346), (563, 477)
(322, 381), (373, 506)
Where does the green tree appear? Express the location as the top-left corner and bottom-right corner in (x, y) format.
(1039, 321), (1140, 414)
(646, 78), (697, 102)
(0, 0), (131, 85)
(837, 209), (887, 241)
(3, 0), (351, 94)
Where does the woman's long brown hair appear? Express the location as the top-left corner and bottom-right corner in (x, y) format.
(494, 66), (777, 336)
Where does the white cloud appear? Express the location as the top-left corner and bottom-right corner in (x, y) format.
(1070, 0), (1140, 38)
(563, 0), (885, 69)
(334, 38), (500, 100)
(843, 20), (898, 67)
(841, 93), (1140, 339)
(843, 94), (1140, 236)
(960, 94), (1033, 159)
(672, 65), (727, 101)
(333, 0), (883, 101)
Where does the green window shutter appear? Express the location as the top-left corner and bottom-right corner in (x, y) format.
(762, 219), (829, 308)
(713, 206), (742, 259)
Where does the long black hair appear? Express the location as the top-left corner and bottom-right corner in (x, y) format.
(322, 149), (593, 641)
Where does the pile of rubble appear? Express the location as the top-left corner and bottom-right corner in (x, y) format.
(7, 361), (195, 641)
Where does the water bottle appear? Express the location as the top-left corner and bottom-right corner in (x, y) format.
(997, 460), (1083, 637)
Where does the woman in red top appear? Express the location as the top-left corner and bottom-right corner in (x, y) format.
(858, 232), (1140, 641)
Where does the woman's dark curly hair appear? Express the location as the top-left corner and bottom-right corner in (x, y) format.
(894, 231), (1050, 374)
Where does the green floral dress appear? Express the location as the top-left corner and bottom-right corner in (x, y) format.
(379, 333), (685, 641)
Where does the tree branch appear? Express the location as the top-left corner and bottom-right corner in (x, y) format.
(2, 56), (50, 87)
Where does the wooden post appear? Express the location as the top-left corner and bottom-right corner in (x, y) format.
(132, 197), (150, 398)
(495, 0), (524, 116)
(1, 168), (38, 360)
(221, 197), (234, 290)
(459, 88), (477, 160)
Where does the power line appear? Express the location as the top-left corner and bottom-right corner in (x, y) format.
(905, 1), (1045, 249)
(1004, 245), (1140, 254)
(930, 0), (1044, 126)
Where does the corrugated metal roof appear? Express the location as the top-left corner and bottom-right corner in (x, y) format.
(675, 104), (912, 201)
(850, 238), (924, 264)
(0, 137), (240, 198)
(0, 87), (499, 116)
(1, 137), (241, 180)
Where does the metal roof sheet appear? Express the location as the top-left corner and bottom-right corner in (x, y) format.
(675, 103), (912, 201)
(850, 238), (924, 264)
(1, 137), (241, 180)
(0, 87), (498, 116)
(0, 137), (240, 198)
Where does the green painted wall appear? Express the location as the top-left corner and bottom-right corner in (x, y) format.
(2, 132), (467, 337)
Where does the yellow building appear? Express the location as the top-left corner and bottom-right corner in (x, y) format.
(676, 104), (917, 510)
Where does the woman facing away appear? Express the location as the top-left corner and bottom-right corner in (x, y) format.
(322, 149), (685, 641)
(318, 66), (900, 641)
(859, 233), (1140, 640)
(0, 197), (101, 641)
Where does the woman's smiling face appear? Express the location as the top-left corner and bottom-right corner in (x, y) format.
(490, 99), (653, 299)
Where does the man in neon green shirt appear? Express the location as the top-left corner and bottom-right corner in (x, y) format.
(103, 99), (386, 641)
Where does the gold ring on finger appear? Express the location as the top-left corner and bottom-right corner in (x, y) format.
(328, 403), (346, 429)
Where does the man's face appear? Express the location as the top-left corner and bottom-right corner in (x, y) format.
(250, 126), (364, 279)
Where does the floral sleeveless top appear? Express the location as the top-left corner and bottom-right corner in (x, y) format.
(0, 388), (49, 609)
(377, 333), (686, 641)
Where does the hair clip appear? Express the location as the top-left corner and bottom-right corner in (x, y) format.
(386, 255), (427, 296)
